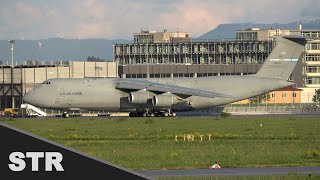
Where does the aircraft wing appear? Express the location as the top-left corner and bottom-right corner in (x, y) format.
(116, 79), (233, 98)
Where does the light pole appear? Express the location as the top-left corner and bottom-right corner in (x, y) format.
(9, 40), (15, 68)
(9, 40), (15, 109)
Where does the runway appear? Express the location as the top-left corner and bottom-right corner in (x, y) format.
(176, 111), (320, 117)
(16, 112), (320, 119)
(137, 166), (320, 177)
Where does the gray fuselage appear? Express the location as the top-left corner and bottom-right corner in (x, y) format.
(23, 76), (293, 112)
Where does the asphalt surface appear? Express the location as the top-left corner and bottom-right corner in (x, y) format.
(6, 112), (320, 119)
(137, 166), (320, 177)
(176, 111), (320, 117)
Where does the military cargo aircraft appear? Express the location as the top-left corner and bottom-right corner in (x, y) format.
(23, 36), (308, 117)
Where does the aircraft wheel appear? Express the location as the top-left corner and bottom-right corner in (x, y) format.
(163, 112), (169, 117)
(129, 112), (133, 117)
(172, 112), (176, 117)
(150, 113), (155, 117)
(62, 112), (70, 118)
(143, 113), (147, 117)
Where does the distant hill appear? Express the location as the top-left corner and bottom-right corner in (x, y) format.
(2, 20), (320, 63)
(0, 38), (131, 64)
(198, 19), (320, 40)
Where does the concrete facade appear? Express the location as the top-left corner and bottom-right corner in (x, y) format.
(119, 64), (261, 78)
(133, 30), (191, 44)
(115, 40), (274, 65)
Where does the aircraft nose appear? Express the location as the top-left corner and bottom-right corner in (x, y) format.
(23, 87), (50, 108)
(23, 90), (34, 104)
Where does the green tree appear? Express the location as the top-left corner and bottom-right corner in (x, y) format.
(312, 89), (320, 103)
(250, 94), (271, 104)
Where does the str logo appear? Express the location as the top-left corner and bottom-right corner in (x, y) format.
(8, 152), (64, 172)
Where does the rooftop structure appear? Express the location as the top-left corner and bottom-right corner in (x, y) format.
(236, 28), (291, 41)
(133, 29), (191, 44)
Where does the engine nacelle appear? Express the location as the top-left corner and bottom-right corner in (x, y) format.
(152, 93), (175, 107)
(128, 90), (152, 104)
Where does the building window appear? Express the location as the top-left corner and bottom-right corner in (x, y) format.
(293, 92), (297, 98)
(306, 66), (319, 73)
(282, 93), (286, 98)
(305, 55), (320, 62)
(271, 93), (276, 99)
(306, 77), (320, 84)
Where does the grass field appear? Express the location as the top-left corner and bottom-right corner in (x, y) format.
(2, 116), (320, 171)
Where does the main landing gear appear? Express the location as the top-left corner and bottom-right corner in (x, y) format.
(129, 109), (176, 117)
(62, 112), (70, 118)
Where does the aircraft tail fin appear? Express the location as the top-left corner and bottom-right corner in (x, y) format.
(255, 36), (308, 80)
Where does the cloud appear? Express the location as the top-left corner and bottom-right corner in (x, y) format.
(0, 0), (319, 39)
(301, 0), (320, 18)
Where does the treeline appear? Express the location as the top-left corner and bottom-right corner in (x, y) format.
(87, 56), (106, 62)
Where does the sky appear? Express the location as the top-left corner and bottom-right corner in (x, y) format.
(0, 0), (319, 40)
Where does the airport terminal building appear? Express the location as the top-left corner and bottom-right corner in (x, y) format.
(115, 30), (274, 78)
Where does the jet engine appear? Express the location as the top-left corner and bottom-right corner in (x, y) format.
(128, 90), (152, 104)
(152, 93), (176, 107)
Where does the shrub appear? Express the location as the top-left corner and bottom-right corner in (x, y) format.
(303, 149), (320, 159)
(220, 112), (231, 118)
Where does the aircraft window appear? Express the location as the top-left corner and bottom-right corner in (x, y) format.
(44, 82), (51, 84)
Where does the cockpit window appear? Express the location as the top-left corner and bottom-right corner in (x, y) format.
(42, 81), (51, 84)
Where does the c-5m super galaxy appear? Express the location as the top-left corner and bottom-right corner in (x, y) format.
(24, 36), (308, 118)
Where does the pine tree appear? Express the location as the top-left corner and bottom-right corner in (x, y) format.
(312, 89), (320, 103)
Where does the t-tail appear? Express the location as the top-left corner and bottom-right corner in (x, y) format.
(255, 36), (308, 80)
